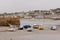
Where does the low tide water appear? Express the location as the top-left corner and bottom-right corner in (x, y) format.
(20, 19), (60, 28)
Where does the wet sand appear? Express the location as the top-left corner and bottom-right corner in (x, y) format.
(0, 30), (60, 40)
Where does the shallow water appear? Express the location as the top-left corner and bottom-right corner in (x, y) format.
(20, 19), (60, 28)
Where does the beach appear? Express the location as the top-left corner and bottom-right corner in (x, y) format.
(0, 30), (60, 40)
(0, 19), (60, 40)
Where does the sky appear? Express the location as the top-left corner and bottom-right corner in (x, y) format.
(0, 0), (60, 13)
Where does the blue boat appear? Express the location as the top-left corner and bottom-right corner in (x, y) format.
(23, 25), (31, 29)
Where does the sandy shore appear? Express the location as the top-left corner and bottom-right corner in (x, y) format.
(0, 29), (60, 40)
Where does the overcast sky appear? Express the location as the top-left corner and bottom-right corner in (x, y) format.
(0, 0), (60, 13)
